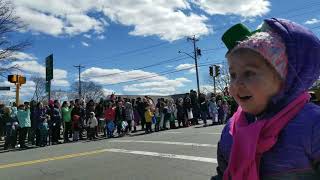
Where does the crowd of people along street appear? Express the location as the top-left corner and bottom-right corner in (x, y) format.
(0, 89), (238, 150)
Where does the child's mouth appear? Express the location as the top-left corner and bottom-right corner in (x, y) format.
(238, 95), (252, 101)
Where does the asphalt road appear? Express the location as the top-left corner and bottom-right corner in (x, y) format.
(0, 124), (224, 180)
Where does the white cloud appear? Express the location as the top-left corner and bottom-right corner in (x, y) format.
(15, 6), (64, 36)
(103, 88), (115, 96)
(0, 80), (36, 102)
(13, 0), (270, 41)
(101, 1), (210, 41)
(81, 67), (191, 95)
(305, 18), (320, 25)
(64, 14), (104, 35)
(13, 0), (209, 41)
(13, 0), (105, 36)
(9, 60), (69, 87)
(84, 34), (92, 39)
(123, 77), (191, 95)
(81, 41), (90, 47)
(11, 52), (36, 60)
(82, 67), (167, 84)
(192, 0), (270, 17)
(256, 22), (264, 29)
(97, 35), (105, 40)
(200, 84), (222, 94)
(51, 79), (69, 87)
(175, 63), (196, 73)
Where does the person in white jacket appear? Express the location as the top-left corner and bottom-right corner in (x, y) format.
(208, 97), (218, 125)
(87, 112), (98, 140)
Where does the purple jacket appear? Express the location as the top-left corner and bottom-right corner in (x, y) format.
(215, 18), (320, 179)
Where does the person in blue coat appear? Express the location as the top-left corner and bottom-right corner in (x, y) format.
(213, 18), (320, 180)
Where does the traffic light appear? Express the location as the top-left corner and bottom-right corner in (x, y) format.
(19, 76), (26, 84)
(8, 75), (17, 83)
(215, 65), (220, 77)
(7, 75), (26, 84)
(197, 48), (201, 56)
(209, 66), (213, 76)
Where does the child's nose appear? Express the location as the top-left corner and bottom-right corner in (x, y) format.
(232, 77), (245, 87)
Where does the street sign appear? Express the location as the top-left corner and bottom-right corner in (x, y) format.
(46, 81), (51, 93)
(0, 86), (10, 91)
(46, 54), (53, 81)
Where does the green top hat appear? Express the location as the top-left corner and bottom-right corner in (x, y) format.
(222, 23), (258, 52)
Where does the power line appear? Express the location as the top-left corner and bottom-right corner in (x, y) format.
(77, 20), (320, 82)
(83, 55), (191, 78)
(202, 46), (226, 52)
(77, 41), (175, 67)
(88, 61), (224, 87)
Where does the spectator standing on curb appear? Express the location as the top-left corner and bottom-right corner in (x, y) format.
(3, 107), (18, 150)
(144, 106), (153, 134)
(115, 101), (126, 136)
(105, 102), (115, 138)
(199, 94), (209, 127)
(71, 99), (86, 140)
(184, 94), (193, 126)
(34, 102), (47, 146)
(124, 99), (134, 132)
(176, 98), (185, 128)
(17, 103), (31, 149)
(87, 112), (98, 140)
(208, 97), (219, 125)
(61, 101), (73, 143)
(86, 100), (96, 137)
(95, 99), (105, 137)
(132, 99), (139, 133)
(50, 100), (62, 145)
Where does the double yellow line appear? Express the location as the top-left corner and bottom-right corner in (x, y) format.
(0, 149), (108, 169)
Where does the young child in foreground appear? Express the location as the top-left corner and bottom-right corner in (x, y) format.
(212, 18), (320, 180)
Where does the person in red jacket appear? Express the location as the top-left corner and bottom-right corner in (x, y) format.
(72, 115), (80, 141)
(104, 103), (115, 138)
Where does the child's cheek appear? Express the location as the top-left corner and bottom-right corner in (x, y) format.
(229, 84), (237, 99)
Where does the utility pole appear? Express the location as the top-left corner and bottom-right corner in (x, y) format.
(187, 35), (201, 96)
(74, 65), (85, 99)
(213, 75), (216, 94)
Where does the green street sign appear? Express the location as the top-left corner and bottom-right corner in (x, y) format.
(46, 81), (51, 93)
(46, 54), (53, 81)
(0, 86), (10, 91)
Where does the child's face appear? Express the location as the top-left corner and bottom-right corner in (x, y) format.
(228, 49), (283, 115)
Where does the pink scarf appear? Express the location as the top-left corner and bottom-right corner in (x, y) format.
(223, 92), (310, 180)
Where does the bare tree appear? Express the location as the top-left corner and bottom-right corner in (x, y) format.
(30, 76), (46, 102)
(71, 81), (105, 102)
(51, 89), (70, 101)
(0, 0), (30, 75)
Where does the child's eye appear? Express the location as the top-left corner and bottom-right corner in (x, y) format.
(244, 70), (255, 77)
(230, 72), (236, 80)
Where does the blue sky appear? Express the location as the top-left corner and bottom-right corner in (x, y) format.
(1, 0), (320, 101)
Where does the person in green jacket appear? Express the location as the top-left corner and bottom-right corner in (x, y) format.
(17, 104), (31, 149)
(61, 101), (73, 143)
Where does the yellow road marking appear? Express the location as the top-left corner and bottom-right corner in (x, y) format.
(0, 149), (108, 169)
